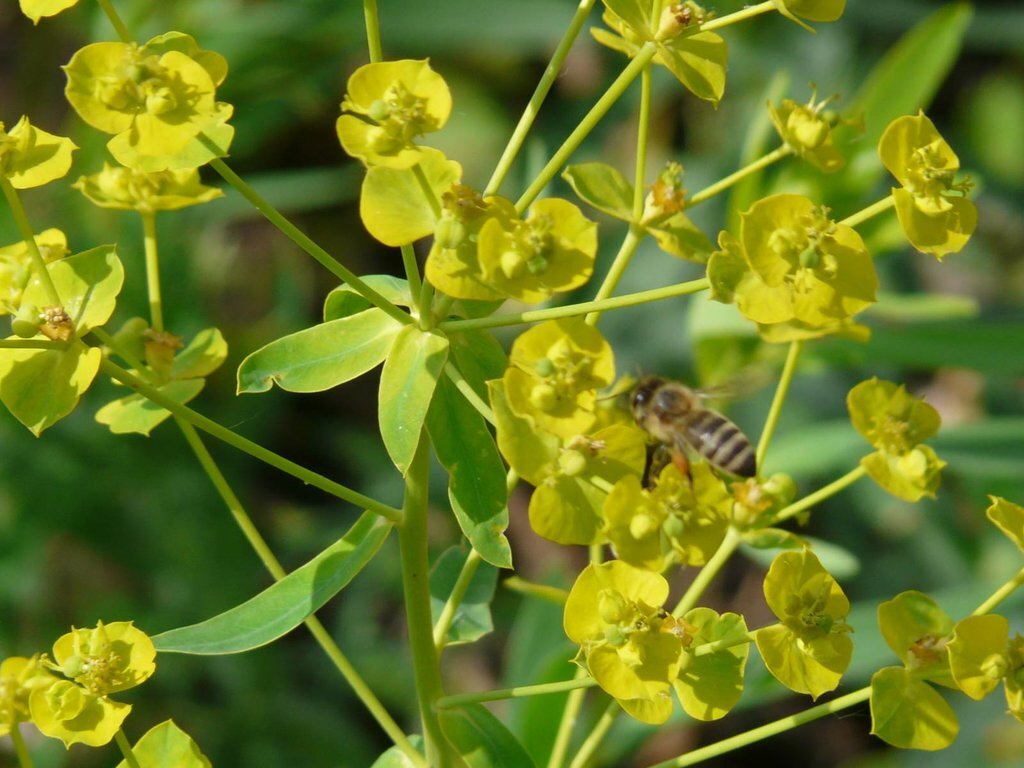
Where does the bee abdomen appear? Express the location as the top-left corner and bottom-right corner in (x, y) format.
(683, 411), (757, 478)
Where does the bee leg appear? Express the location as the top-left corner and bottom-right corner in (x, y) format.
(671, 450), (691, 480)
(644, 444), (679, 488)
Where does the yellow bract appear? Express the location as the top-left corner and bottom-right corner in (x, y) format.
(0, 655), (56, 738)
(18, 0), (79, 23)
(75, 163), (223, 212)
(0, 228), (68, 316)
(0, 117), (77, 189)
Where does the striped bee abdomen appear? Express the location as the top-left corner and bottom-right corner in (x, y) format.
(680, 409), (756, 478)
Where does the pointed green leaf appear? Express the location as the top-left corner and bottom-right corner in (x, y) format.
(171, 328), (227, 380)
(986, 496), (1024, 551)
(430, 546), (498, 647)
(96, 379), (205, 436)
(116, 720), (211, 768)
(428, 377), (511, 568)
(657, 33), (728, 106)
(0, 345), (101, 435)
(379, 325), (449, 475)
(449, 329), (507, 402)
(323, 275), (413, 322)
(152, 513), (391, 654)
(561, 163), (634, 221)
(674, 608), (749, 721)
(237, 309), (403, 394)
(439, 703), (537, 768)
(22, 245), (124, 335)
(371, 736), (425, 768)
(870, 666), (958, 750)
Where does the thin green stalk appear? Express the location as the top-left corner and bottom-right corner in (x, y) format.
(700, 1), (775, 32)
(401, 244), (424, 310)
(650, 687), (872, 767)
(99, 357), (403, 523)
(503, 576), (569, 605)
(567, 700), (617, 768)
(585, 227), (643, 326)
(433, 548), (482, 649)
(206, 156), (411, 327)
(546, 667), (590, 768)
(516, 43), (658, 212)
(114, 730), (142, 768)
(686, 145), (792, 208)
(840, 194), (895, 229)
(439, 277), (710, 334)
(0, 339), (67, 350)
(141, 211), (164, 332)
(485, 0), (600, 195)
(433, 293), (455, 323)
(755, 339), (802, 473)
(673, 526), (741, 617)
(398, 439), (452, 766)
(363, 0), (383, 63)
(692, 630), (755, 658)
(1, 179), (60, 306)
(95, 0), (132, 42)
(418, 278), (436, 331)
(443, 362), (496, 425)
(175, 419), (423, 766)
(10, 725), (33, 768)
(436, 676), (599, 709)
(770, 465), (867, 525)
(973, 566), (1024, 617)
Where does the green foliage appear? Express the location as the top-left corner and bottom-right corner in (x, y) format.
(429, 547), (498, 647)
(116, 720), (212, 768)
(438, 704), (536, 768)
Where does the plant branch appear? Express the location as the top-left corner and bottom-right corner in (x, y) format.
(770, 465), (868, 525)
(443, 363), (496, 425)
(98, 357), (403, 522)
(0, 179), (61, 306)
(114, 730), (142, 768)
(0, 339), (67, 350)
(363, 0), (383, 63)
(673, 526), (742, 617)
(141, 211), (164, 332)
(9, 725), (33, 768)
(546, 667), (591, 768)
(700, 1), (776, 32)
(436, 676), (598, 710)
(973, 566), (1024, 617)
(755, 339), (802, 472)
(433, 548), (482, 650)
(567, 700), (617, 768)
(439, 277), (710, 334)
(95, 0), (132, 42)
(686, 145), (792, 208)
(839, 194), (895, 229)
(503, 576), (570, 605)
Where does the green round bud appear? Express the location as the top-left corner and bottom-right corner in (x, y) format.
(598, 589), (629, 625)
(61, 654), (86, 679)
(526, 255), (549, 275)
(629, 512), (657, 540)
(533, 357), (556, 378)
(603, 624), (627, 647)
(367, 99), (390, 123)
(434, 216), (466, 249)
(11, 304), (40, 339)
(798, 245), (821, 269)
(981, 653), (1009, 681)
(529, 383), (558, 412)
(558, 449), (587, 477)
(662, 514), (685, 540)
(763, 473), (798, 504)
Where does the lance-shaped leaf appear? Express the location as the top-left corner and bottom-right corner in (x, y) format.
(116, 720), (211, 768)
(152, 513), (390, 654)
(674, 608), (749, 721)
(429, 546), (498, 647)
(323, 275), (413, 321)
(439, 703), (537, 768)
(428, 376), (511, 568)
(561, 163), (634, 221)
(379, 325), (449, 475)
(237, 308), (403, 394)
(870, 666), (958, 750)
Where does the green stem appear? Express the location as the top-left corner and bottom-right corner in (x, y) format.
(485, 0), (600, 196)
(363, 0), (383, 63)
(755, 339), (802, 473)
(503, 576), (569, 605)
(692, 630), (754, 658)
(141, 211), (164, 332)
(175, 419), (423, 765)
(0, 179), (60, 306)
(418, 278), (436, 331)
(516, 43), (658, 212)
(686, 145), (792, 208)
(631, 67), (653, 223)
(90, 327), (145, 372)
(545, 667), (590, 768)
(650, 687), (872, 767)
(206, 156), (411, 326)
(585, 227), (643, 327)
(436, 676), (598, 709)
(973, 566), (1024, 616)
(114, 729), (142, 768)
(433, 548), (482, 650)
(398, 439), (452, 766)
(839, 194), (895, 229)
(0, 339), (67, 350)
(98, 357), (403, 522)
(443, 362), (496, 425)
(9, 725), (33, 768)
(439, 277), (709, 334)
(700, 1), (776, 32)
(770, 465), (868, 525)
(95, 0), (132, 42)
(673, 526), (741, 617)
(567, 700), (617, 768)
(401, 244), (424, 312)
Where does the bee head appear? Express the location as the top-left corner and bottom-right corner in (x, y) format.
(630, 375), (666, 419)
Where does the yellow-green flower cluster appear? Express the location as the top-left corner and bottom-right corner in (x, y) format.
(0, 229), (68, 319)
(879, 112), (976, 259)
(708, 193), (877, 342)
(0, 621), (155, 748)
(847, 378), (945, 501)
(64, 33), (234, 172)
(18, 0), (80, 24)
(74, 163), (223, 213)
(0, 117), (76, 189)
(768, 92), (844, 172)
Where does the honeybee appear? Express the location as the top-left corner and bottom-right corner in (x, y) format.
(630, 375), (756, 480)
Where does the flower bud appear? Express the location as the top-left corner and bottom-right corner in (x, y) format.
(558, 448), (587, 477)
(529, 383), (558, 412)
(662, 514), (685, 540)
(629, 512), (658, 540)
(11, 304), (40, 338)
(981, 653), (1008, 681)
(434, 215), (466, 249)
(598, 589), (630, 625)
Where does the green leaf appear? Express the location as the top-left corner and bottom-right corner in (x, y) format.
(449, 329), (508, 402)
(323, 275), (413, 322)
(0, 345), (102, 435)
(370, 736), (425, 768)
(870, 666), (959, 750)
(876, 590), (955, 688)
(561, 163), (633, 221)
(674, 608), (749, 721)
(237, 309), (403, 393)
(171, 328), (228, 380)
(116, 720), (210, 768)
(379, 325), (449, 475)
(21, 245), (124, 335)
(439, 703), (537, 768)
(429, 546), (498, 647)
(152, 513), (391, 654)
(96, 379), (205, 436)
(947, 614), (1010, 701)
(986, 496), (1024, 551)
(428, 377), (511, 568)
(754, 623), (852, 699)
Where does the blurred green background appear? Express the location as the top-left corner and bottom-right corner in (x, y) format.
(1, 0), (1023, 766)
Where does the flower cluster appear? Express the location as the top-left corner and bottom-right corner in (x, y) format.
(768, 90), (844, 172)
(0, 117), (76, 189)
